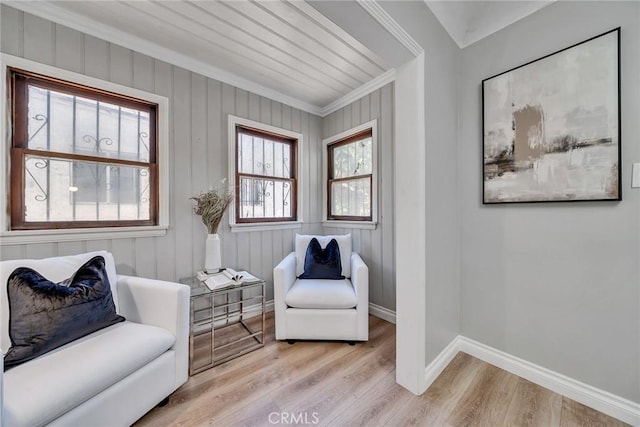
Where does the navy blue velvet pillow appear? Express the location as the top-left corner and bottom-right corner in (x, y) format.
(4, 255), (125, 369)
(299, 238), (345, 280)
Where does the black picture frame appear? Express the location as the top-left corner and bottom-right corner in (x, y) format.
(482, 28), (621, 204)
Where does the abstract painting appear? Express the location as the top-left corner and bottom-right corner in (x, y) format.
(482, 28), (620, 204)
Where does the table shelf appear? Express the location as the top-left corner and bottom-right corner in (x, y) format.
(181, 274), (266, 375)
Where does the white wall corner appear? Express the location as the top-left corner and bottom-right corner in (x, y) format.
(394, 53), (427, 395)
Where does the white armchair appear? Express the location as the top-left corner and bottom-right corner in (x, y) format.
(273, 234), (369, 342)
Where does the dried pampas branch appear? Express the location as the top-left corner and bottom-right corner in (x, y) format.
(191, 180), (233, 234)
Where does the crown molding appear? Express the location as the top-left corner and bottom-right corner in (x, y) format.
(357, 0), (423, 57)
(320, 68), (395, 117)
(4, 1), (323, 116)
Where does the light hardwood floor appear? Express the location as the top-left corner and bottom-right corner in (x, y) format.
(135, 314), (628, 427)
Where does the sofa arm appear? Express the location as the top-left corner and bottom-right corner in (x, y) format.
(273, 252), (296, 340)
(351, 252), (369, 303)
(351, 252), (369, 341)
(116, 275), (190, 388)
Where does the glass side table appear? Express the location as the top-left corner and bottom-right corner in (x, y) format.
(180, 274), (265, 375)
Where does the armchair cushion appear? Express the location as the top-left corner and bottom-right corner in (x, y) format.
(285, 279), (357, 309)
(299, 238), (345, 280)
(4, 256), (124, 369)
(295, 234), (351, 278)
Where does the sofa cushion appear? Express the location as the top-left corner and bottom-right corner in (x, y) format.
(4, 256), (125, 369)
(295, 234), (351, 278)
(3, 321), (175, 427)
(285, 279), (357, 309)
(299, 238), (345, 280)
(0, 251), (119, 352)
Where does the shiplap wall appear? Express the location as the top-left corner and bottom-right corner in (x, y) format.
(0, 6), (324, 302)
(322, 84), (395, 311)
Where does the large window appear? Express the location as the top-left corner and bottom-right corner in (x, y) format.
(234, 123), (298, 224)
(323, 120), (377, 226)
(9, 68), (158, 230)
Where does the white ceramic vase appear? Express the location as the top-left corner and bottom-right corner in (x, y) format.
(205, 233), (221, 273)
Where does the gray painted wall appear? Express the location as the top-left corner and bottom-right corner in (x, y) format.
(0, 5), (325, 303)
(458, 1), (640, 401)
(322, 83), (395, 311)
(380, 1), (461, 364)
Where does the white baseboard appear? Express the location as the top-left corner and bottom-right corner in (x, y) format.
(424, 336), (640, 426)
(424, 336), (460, 390)
(369, 302), (396, 324)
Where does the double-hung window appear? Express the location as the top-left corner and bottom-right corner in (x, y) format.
(8, 67), (159, 230)
(323, 120), (377, 227)
(229, 116), (302, 229)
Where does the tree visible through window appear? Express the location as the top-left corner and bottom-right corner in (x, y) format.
(9, 68), (158, 229)
(327, 129), (373, 221)
(235, 126), (297, 223)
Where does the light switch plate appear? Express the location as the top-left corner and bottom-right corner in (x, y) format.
(632, 163), (640, 188)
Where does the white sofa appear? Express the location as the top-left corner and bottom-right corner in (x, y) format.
(0, 250), (190, 427)
(273, 234), (369, 342)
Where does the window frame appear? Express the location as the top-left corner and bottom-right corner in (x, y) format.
(0, 54), (170, 245)
(228, 115), (303, 232)
(322, 120), (378, 229)
(9, 68), (159, 230)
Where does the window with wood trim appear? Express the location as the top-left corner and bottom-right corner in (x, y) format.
(235, 125), (297, 223)
(327, 129), (373, 221)
(9, 68), (158, 230)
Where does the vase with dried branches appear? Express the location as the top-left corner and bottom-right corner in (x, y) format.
(191, 181), (233, 273)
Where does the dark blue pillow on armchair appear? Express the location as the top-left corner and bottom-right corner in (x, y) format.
(299, 238), (345, 280)
(4, 255), (125, 369)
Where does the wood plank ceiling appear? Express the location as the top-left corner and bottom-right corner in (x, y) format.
(46, 0), (390, 110)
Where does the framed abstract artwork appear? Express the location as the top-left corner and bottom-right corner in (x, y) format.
(482, 28), (620, 204)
